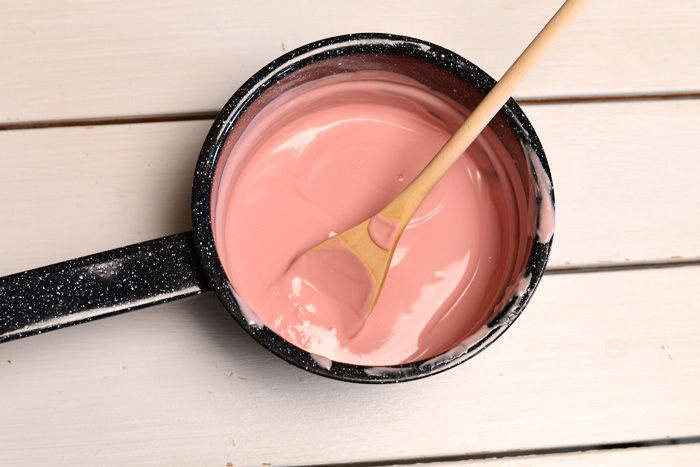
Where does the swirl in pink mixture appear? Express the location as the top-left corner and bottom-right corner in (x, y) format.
(214, 71), (527, 366)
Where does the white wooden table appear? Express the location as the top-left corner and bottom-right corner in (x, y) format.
(1, 1), (699, 465)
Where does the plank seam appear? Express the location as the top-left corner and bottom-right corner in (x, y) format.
(303, 435), (700, 467)
(518, 91), (700, 105)
(1, 91), (699, 132)
(546, 259), (700, 275)
(0, 111), (219, 132)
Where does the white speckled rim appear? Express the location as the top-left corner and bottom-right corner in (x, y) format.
(192, 33), (554, 383)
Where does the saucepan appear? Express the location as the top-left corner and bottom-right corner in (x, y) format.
(0, 33), (554, 383)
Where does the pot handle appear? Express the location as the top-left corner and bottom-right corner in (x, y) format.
(0, 232), (211, 343)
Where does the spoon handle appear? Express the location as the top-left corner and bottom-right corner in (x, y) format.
(381, 0), (590, 223)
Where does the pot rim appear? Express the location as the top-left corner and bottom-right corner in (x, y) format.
(191, 32), (554, 383)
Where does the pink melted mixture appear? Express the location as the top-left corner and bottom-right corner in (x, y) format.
(213, 71), (528, 366)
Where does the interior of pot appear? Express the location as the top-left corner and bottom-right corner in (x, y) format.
(198, 35), (547, 383)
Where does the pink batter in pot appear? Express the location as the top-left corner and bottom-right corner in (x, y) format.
(213, 71), (530, 366)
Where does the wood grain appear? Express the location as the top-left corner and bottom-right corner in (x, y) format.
(0, 121), (209, 276)
(0, 266), (698, 466)
(1, 1), (699, 122)
(525, 98), (700, 269)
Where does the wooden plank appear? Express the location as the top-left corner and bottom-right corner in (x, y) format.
(1, 1), (699, 122)
(0, 120), (211, 276)
(0, 265), (698, 466)
(2, 99), (699, 277)
(523, 99), (700, 269)
(402, 443), (700, 466)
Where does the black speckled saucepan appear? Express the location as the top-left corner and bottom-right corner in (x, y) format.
(0, 33), (554, 383)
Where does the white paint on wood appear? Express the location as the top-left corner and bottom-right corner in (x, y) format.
(523, 99), (700, 268)
(0, 266), (698, 465)
(1, 1), (699, 122)
(0, 121), (210, 275)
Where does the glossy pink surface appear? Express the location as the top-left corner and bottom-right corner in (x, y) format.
(214, 71), (527, 365)
(368, 213), (402, 251)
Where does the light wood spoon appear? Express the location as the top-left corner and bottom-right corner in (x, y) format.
(301, 0), (589, 314)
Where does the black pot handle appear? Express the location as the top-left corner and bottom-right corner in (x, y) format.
(0, 231), (211, 343)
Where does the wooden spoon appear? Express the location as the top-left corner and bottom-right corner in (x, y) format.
(301, 0), (589, 315)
